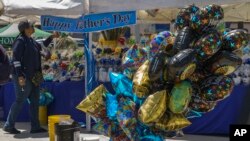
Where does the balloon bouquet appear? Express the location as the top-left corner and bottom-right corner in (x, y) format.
(77, 4), (248, 141)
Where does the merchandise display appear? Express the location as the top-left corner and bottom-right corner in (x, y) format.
(77, 4), (249, 140)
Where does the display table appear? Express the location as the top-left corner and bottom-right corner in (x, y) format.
(0, 81), (249, 134)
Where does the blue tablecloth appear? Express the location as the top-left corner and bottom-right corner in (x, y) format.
(0, 81), (249, 134)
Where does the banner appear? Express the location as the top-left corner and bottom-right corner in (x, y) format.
(41, 11), (136, 32)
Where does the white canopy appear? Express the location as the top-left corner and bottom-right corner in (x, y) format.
(2, 0), (250, 15)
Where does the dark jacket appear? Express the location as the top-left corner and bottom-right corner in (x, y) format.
(12, 35), (53, 79)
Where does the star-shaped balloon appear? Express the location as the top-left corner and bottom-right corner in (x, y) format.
(109, 72), (145, 106)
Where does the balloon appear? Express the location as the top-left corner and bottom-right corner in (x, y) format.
(168, 49), (197, 82)
(189, 94), (217, 113)
(122, 45), (147, 79)
(93, 119), (112, 137)
(222, 29), (249, 51)
(190, 11), (210, 34)
(200, 75), (234, 101)
(117, 97), (138, 141)
(155, 112), (191, 131)
(138, 90), (167, 124)
(169, 81), (192, 113)
(203, 4), (224, 20)
(185, 4), (200, 15)
(106, 93), (118, 120)
(206, 51), (242, 75)
(148, 51), (169, 82)
(76, 84), (107, 118)
(194, 30), (222, 61)
(175, 10), (191, 30)
(133, 60), (151, 98)
(173, 26), (195, 52)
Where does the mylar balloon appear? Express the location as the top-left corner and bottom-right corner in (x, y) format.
(93, 119), (112, 137)
(117, 97), (138, 141)
(175, 10), (191, 30)
(138, 90), (167, 124)
(190, 11), (210, 34)
(189, 94), (217, 113)
(185, 4), (200, 15)
(155, 112), (191, 131)
(169, 81), (192, 113)
(201, 75), (234, 101)
(148, 51), (169, 82)
(106, 93), (118, 120)
(133, 60), (151, 98)
(122, 45), (147, 79)
(76, 84), (107, 118)
(194, 30), (222, 61)
(168, 49), (197, 82)
(222, 29), (249, 51)
(206, 51), (242, 75)
(203, 4), (224, 20)
(173, 26), (195, 52)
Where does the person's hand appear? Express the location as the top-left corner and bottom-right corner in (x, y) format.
(18, 77), (26, 87)
(52, 31), (60, 38)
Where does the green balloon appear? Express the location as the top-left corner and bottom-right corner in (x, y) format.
(169, 81), (192, 113)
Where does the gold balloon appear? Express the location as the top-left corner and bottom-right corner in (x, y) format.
(133, 60), (151, 98)
(155, 112), (191, 131)
(76, 85), (107, 118)
(138, 90), (167, 124)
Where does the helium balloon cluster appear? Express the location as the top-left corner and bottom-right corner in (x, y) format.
(77, 4), (248, 140)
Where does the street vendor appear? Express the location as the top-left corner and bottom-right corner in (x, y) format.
(3, 20), (59, 134)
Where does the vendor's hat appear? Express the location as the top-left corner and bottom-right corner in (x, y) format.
(18, 20), (35, 33)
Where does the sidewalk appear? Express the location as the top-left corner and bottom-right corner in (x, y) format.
(0, 122), (229, 141)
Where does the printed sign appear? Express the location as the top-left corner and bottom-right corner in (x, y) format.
(41, 11), (136, 33)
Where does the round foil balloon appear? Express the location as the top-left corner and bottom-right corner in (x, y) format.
(185, 4), (200, 15)
(222, 29), (249, 51)
(190, 11), (210, 34)
(173, 26), (195, 52)
(206, 51), (242, 75)
(169, 81), (192, 113)
(189, 94), (217, 113)
(168, 49), (197, 82)
(155, 112), (191, 131)
(138, 90), (167, 124)
(148, 51), (169, 82)
(201, 75), (234, 101)
(194, 30), (222, 61)
(76, 84), (107, 118)
(133, 60), (151, 98)
(175, 10), (191, 30)
(203, 4), (224, 20)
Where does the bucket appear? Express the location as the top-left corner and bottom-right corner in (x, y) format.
(55, 122), (80, 141)
(39, 106), (47, 126)
(48, 115), (71, 141)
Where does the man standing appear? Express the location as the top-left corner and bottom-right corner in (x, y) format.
(3, 20), (59, 134)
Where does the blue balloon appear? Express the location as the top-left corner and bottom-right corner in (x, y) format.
(109, 72), (145, 106)
(106, 93), (118, 120)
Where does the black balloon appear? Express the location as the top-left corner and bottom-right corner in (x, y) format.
(194, 30), (222, 61)
(200, 75), (234, 101)
(222, 29), (249, 51)
(173, 26), (195, 53)
(148, 51), (170, 82)
(168, 49), (197, 82)
(206, 51), (242, 75)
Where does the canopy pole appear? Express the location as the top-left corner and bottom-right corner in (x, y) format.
(83, 32), (92, 132)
